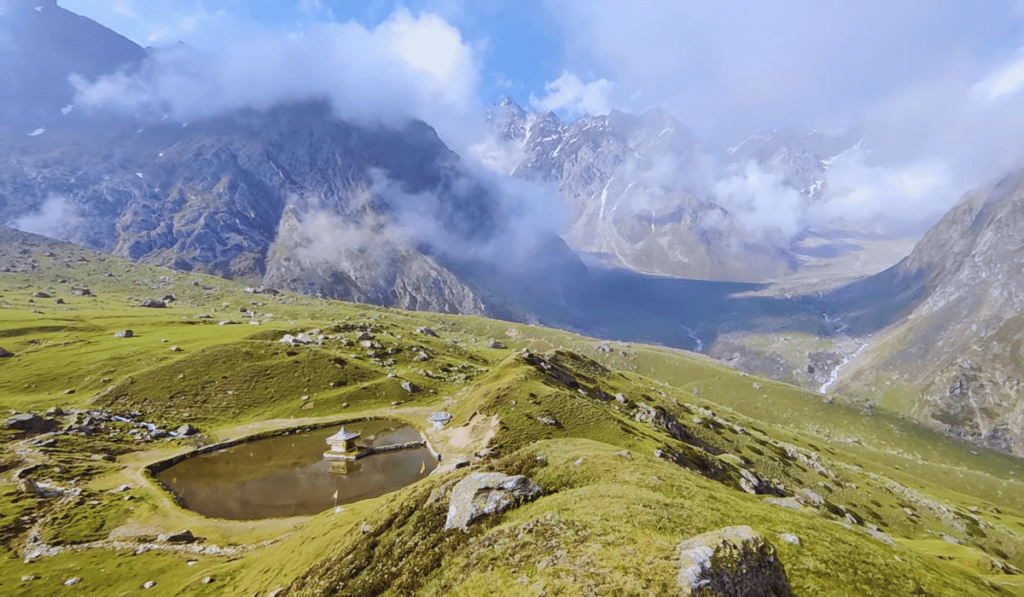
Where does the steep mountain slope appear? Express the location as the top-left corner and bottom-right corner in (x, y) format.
(2, 228), (1024, 595)
(479, 99), (860, 282)
(0, 0), (146, 124)
(0, 102), (493, 313)
(827, 167), (1024, 455)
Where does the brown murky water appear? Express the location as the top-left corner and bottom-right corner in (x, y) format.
(156, 419), (437, 519)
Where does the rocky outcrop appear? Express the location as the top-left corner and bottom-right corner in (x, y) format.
(5, 413), (59, 434)
(828, 167), (1024, 456)
(0, 347), (13, 357)
(676, 526), (791, 597)
(443, 472), (542, 531)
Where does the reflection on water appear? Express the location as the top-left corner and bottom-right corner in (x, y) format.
(157, 419), (436, 519)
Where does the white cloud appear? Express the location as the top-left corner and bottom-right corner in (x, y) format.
(530, 71), (614, 117)
(70, 9), (481, 145)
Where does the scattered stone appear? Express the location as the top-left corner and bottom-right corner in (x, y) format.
(795, 488), (825, 508)
(218, 320), (240, 326)
(676, 526), (791, 597)
(417, 327), (439, 337)
(942, 534), (962, 545)
(196, 314), (212, 319)
(0, 347), (13, 358)
(615, 450), (633, 460)
(31, 291), (50, 298)
(61, 388), (75, 395)
(867, 528), (895, 546)
(444, 472), (543, 531)
(53, 298), (64, 304)
(356, 332), (374, 341)
(488, 340), (507, 349)
(157, 529), (197, 543)
(5, 413), (58, 434)
(764, 497), (802, 511)
(141, 299), (166, 308)
(176, 424), (198, 436)
(752, 382), (763, 390)
(536, 417), (558, 426)
(778, 533), (801, 546)
(63, 577), (81, 586)
(143, 581), (156, 589)
(74, 288), (92, 296)
(202, 577), (215, 585)
(615, 393), (627, 404)
(401, 381), (419, 394)
(21, 575), (38, 582)
(169, 346), (182, 352)
(114, 330), (133, 338)
(162, 294), (176, 302)
(574, 458), (585, 466)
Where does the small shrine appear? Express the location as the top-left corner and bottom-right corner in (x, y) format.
(324, 426), (363, 461)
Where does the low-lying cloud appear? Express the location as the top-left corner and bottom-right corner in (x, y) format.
(539, 0), (1024, 241)
(71, 8), (482, 148)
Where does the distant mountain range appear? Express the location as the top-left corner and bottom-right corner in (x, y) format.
(479, 98), (860, 282)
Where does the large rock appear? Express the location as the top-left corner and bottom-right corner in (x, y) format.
(676, 526), (790, 597)
(443, 472), (542, 531)
(5, 414), (59, 434)
(141, 299), (166, 308)
(0, 347), (13, 358)
(157, 529), (197, 543)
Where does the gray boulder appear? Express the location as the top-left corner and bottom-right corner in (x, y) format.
(676, 526), (790, 597)
(488, 340), (507, 349)
(114, 330), (133, 338)
(5, 414), (58, 434)
(0, 347), (13, 358)
(141, 299), (166, 308)
(157, 529), (196, 543)
(444, 472), (542, 531)
(417, 327), (440, 337)
(176, 424), (198, 436)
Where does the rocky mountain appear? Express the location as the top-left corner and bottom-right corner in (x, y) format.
(0, 0), (146, 125)
(825, 166), (1024, 455)
(0, 101), (501, 314)
(479, 98), (859, 282)
(0, 2), (523, 314)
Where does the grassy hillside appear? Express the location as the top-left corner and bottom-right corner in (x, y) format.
(3, 228), (1024, 595)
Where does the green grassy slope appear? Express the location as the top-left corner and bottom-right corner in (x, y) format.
(2, 228), (1024, 595)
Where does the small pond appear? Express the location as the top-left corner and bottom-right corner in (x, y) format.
(156, 419), (437, 519)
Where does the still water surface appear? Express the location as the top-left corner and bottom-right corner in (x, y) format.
(157, 419), (436, 519)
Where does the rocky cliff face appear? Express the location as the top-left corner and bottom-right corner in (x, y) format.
(829, 168), (1024, 455)
(0, 102), (496, 314)
(479, 99), (856, 282)
(0, 2), (503, 315)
